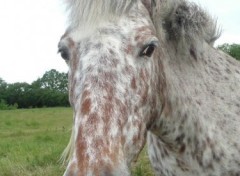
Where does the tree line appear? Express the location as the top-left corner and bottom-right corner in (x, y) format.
(0, 69), (69, 109)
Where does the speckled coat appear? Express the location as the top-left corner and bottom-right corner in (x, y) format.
(58, 0), (240, 175)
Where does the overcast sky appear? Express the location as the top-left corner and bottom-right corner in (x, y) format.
(0, 0), (240, 84)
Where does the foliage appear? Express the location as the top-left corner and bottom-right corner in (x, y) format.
(0, 69), (69, 109)
(0, 99), (18, 110)
(218, 43), (240, 60)
(0, 108), (154, 176)
(32, 69), (68, 93)
(0, 78), (7, 101)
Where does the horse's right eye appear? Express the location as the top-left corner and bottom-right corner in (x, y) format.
(140, 44), (156, 57)
(58, 46), (70, 61)
(139, 39), (159, 58)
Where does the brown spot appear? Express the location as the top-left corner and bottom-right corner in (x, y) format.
(179, 144), (186, 154)
(190, 46), (197, 60)
(109, 49), (115, 55)
(131, 78), (137, 89)
(68, 39), (79, 79)
(103, 101), (114, 122)
(76, 128), (89, 174)
(81, 98), (91, 115)
(133, 133), (140, 144)
(87, 113), (99, 128)
(176, 158), (189, 171)
(112, 58), (119, 67)
(134, 35), (141, 41)
(69, 76), (77, 105)
(224, 76), (229, 80)
(212, 151), (222, 162)
(225, 68), (231, 74)
(115, 99), (127, 117)
(175, 133), (185, 144)
(124, 65), (134, 75)
(121, 136), (126, 146)
(162, 100), (172, 117)
(196, 153), (203, 167)
(140, 69), (148, 82)
(140, 87), (148, 104)
(125, 44), (133, 55)
(206, 162), (214, 170)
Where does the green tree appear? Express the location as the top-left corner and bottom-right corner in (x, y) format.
(4, 82), (31, 108)
(218, 43), (240, 60)
(31, 69), (69, 107)
(0, 78), (8, 101)
(33, 69), (68, 93)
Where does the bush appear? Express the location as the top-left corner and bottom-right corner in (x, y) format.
(0, 99), (18, 110)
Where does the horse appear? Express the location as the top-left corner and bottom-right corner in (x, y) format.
(58, 0), (240, 175)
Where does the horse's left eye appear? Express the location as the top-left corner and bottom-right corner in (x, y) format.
(140, 44), (156, 57)
(58, 46), (70, 61)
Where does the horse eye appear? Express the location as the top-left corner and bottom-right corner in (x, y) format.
(140, 44), (156, 57)
(58, 47), (69, 61)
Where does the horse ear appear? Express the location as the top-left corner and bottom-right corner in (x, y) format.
(141, 0), (156, 14)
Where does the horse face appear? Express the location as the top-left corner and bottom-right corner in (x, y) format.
(59, 1), (163, 175)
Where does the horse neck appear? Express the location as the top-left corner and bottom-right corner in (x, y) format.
(154, 41), (240, 157)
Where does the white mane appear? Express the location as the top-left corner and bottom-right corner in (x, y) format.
(64, 0), (136, 29)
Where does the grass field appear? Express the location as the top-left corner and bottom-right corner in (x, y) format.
(0, 108), (154, 176)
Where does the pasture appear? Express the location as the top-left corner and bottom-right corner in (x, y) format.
(0, 108), (153, 176)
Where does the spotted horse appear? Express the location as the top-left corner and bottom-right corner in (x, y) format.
(58, 0), (240, 175)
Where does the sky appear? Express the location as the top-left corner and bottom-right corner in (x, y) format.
(0, 0), (239, 84)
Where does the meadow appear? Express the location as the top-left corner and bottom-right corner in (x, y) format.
(0, 108), (153, 176)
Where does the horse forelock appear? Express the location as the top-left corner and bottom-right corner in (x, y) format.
(64, 0), (137, 29)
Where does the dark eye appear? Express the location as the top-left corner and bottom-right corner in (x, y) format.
(58, 46), (69, 61)
(140, 44), (156, 57)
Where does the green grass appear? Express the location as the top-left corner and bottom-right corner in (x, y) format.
(0, 108), (153, 176)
